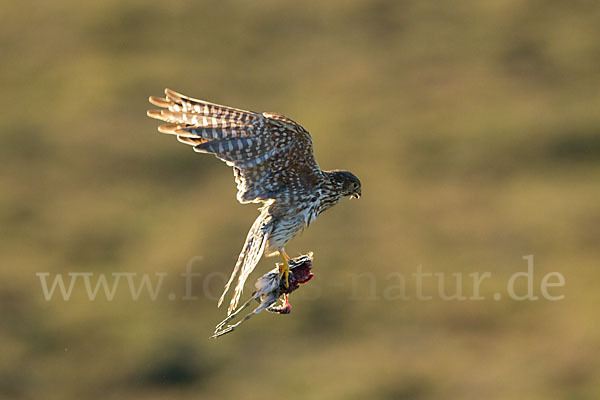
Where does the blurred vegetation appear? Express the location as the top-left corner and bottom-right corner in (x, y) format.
(1, 0), (600, 399)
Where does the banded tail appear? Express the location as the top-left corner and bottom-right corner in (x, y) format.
(219, 209), (273, 314)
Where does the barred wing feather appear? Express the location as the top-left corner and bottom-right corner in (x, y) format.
(147, 89), (321, 204)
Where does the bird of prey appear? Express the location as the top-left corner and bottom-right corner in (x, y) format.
(147, 89), (361, 314)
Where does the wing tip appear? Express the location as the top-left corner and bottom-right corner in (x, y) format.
(165, 88), (183, 102)
(157, 124), (180, 134)
(149, 96), (169, 107)
(146, 109), (163, 120)
(177, 136), (207, 146)
(148, 88), (185, 107)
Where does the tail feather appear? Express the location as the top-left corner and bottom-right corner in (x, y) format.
(218, 210), (273, 314)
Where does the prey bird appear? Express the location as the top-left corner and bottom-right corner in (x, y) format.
(147, 89), (361, 314)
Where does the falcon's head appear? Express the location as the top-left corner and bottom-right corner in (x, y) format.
(327, 170), (362, 199)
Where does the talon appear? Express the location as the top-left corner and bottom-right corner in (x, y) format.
(278, 263), (290, 289)
(278, 250), (291, 289)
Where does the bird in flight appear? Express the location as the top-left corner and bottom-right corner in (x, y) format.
(147, 89), (361, 314)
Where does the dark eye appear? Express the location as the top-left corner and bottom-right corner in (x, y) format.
(352, 182), (359, 190)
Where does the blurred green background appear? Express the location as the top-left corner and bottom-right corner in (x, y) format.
(2, 0), (600, 399)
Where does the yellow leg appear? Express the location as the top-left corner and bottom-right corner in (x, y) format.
(278, 249), (291, 288)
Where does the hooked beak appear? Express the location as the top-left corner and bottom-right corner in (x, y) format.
(351, 191), (361, 199)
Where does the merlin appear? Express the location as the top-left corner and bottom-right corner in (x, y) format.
(147, 89), (361, 314)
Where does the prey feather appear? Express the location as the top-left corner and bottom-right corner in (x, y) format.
(212, 253), (314, 338)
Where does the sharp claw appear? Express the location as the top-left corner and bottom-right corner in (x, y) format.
(279, 264), (290, 289)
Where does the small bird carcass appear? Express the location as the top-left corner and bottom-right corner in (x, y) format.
(212, 253), (314, 338)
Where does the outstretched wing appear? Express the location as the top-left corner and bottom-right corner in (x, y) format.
(147, 89), (322, 204)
